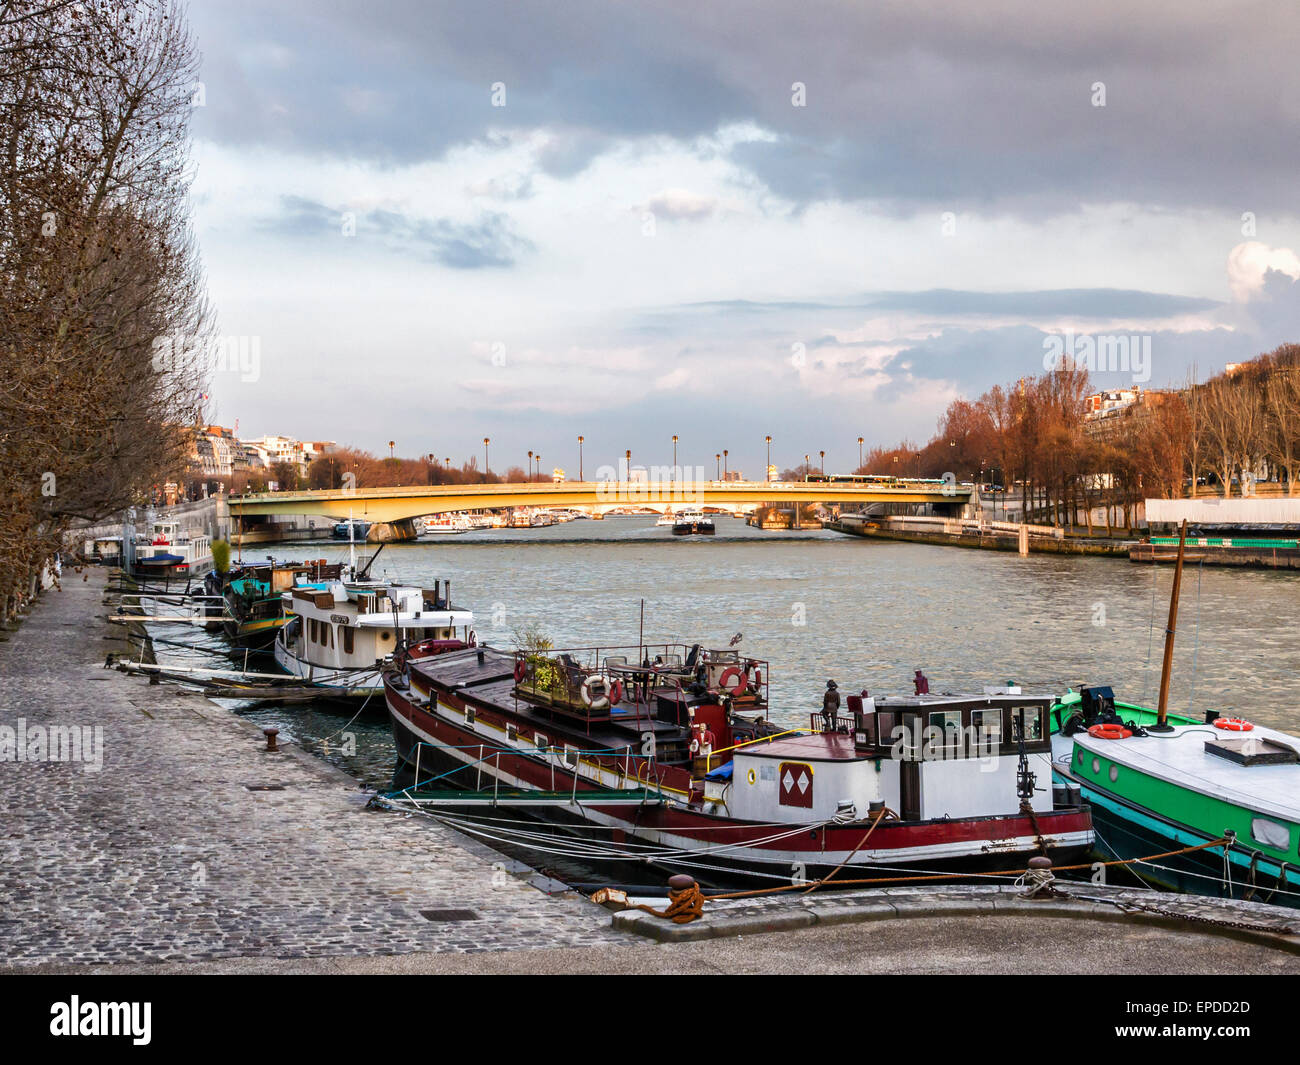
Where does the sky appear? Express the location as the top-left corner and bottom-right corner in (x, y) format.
(186, 0), (1300, 478)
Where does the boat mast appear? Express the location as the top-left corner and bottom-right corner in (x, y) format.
(1152, 518), (1188, 732)
(348, 508), (356, 578)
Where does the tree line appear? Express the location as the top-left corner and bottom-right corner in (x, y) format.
(856, 343), (1300, 531)
(1, 1), (208, 619)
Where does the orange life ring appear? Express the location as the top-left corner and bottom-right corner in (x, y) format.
(1214, 717), (1254, 732)
(513, 659), (526, 683)
(1087, 723), (1131, 740)
(718, 665), (748, 696)
(609, 678), (623, 704)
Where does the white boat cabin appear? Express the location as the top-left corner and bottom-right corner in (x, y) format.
(728, 691), (1056, 824)
(280, 579), (475, 672)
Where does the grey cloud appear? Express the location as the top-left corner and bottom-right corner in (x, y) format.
(258, 197), (531, 268)
(190, 1), (1300, 214)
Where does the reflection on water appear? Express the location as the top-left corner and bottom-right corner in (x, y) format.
(140, 515), (1300, 875)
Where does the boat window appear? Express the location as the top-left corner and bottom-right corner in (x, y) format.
(927, 710), (963, 754)
(379, 630), (392, 642)
(342, 627), (354, 654)
(972, 709), (1002, 747)
(1251, 817), (1291, 851)
(1011, 706), (1043, 742)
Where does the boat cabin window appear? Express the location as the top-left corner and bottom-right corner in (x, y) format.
(927, 710), (963, 754)
(342, 627), (354, 654)
(1011, 706), (1044, 742)
(972, 708), (1002, 743)
(1250, 817), (1291, 851)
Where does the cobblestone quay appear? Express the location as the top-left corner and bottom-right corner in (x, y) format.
(0, 570), (630, 966)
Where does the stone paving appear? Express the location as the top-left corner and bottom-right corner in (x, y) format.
(0, 570), (632, 966)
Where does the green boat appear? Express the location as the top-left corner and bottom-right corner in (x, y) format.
(208, 560), (344, 652)
(1049, 523), (1300, 906)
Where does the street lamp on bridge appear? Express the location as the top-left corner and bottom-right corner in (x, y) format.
(858, 436), (864, 471)
(672, 435), (678, 480)
(715, 453), (721, 479)
(819, 450), (825, 474)
(527, 450), (533, 482)
(765, 435), (772, 481)
(723, 449), (728, 480)
(483, 438), (490, 482)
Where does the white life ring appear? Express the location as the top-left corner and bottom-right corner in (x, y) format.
(580, 674), (611, 710)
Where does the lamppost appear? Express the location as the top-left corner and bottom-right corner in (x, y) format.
(858, 436), (864, 471)
(527, 450), (533, 482)
(388, 440), (395, 460)
(723, 449), (728, 480)
(715, 453), (721, 479)
(483, 437), (490, 482)
(578, 436), (584, 481)
(535, 454), (541, 481)
(625, 449), (631, 481)
(765, 435), (772, 481)
(819, 450), (825, 474)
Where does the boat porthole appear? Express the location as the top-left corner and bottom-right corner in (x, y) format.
(1076, 749), (1084, 766)
(1092, 757), (1101, 775)
(747, 768), (756, 785)
(1108, 764), (1118, 783)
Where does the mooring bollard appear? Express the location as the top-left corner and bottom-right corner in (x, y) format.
(263, 726), (279, 753)
(1022, 855), (1057, 898)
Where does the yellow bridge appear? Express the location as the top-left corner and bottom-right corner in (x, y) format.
(231, 479), (973, 525)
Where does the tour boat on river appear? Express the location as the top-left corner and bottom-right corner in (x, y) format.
(382, 643), (1093, 884)
(274, 577), (475, 697)
(671, 510), (715, 536)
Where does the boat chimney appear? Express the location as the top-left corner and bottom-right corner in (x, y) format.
(476, 648), (485, 665)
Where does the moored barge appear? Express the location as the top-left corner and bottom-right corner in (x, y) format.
(383, 644), (1092, 884)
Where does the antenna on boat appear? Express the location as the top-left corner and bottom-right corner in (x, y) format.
(1151, 518), (1188, 734)
(638, 598), (645, 664)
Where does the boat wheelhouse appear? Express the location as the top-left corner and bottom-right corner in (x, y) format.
(382, 645), (1092, 885)
(422, 515), (470, 535)
(274, 578), (474, 697)
(131, 520), (213, 579)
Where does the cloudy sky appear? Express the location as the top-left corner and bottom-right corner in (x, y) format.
(187, 0), (1300, 477)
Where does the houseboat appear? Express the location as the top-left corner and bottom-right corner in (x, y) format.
(423, 515), (471, 535)
(383, 644), (1093, 884)
(130, 520), (213, 579)
(274, 578), (475, 697)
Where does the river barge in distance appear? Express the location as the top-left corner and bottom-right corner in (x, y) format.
(383, 643), (1092, 884)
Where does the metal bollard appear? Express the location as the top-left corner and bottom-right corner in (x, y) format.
(263, 726), (279, 753)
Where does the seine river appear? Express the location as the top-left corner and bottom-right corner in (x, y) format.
(154, 515), (1300, 791)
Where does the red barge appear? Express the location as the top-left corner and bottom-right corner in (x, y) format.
(382, 641), (1093, 885)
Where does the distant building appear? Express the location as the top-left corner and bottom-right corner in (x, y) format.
(1083, 388), (1142, 420)
(242, 435), (335, 477)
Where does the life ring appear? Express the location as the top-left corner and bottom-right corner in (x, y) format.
(467, 628), (478, 647)
(1087, 723), (1131, 740)
(1214, 717), (1254, 732)
(608, 678), (623, 705)
(513, 659), (526, 683)
(747, 768), (756, 785)
(719, 665), (748, 696)
(580, 674), (611, 710)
